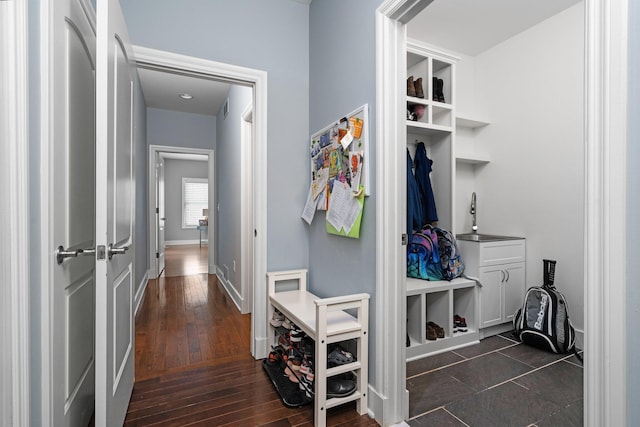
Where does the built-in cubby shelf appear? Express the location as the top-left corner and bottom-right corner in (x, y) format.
(406, 277), (479, 360)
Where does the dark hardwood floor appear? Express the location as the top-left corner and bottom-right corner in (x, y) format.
(127, 245), (378, 426)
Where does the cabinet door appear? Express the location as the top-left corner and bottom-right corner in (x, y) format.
(503, 262), (526, 323)
(478, 266), (504, 328)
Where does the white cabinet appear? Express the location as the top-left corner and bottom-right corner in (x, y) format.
(478, 261), (525, 328)
(458, 238), (526, 336)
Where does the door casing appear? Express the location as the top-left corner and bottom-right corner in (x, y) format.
(374, 0), (628, 425)
(137, 45), (269, 359)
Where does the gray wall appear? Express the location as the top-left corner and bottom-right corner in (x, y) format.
(121, 0), (310, 272)
(309, 0), (383, 384)
(147, 108), (216, 150)
(216, 85), (252, 290)
(163, 158), (208, 242)
(628, 0), (640, 420)
(134, 73), (148, 291)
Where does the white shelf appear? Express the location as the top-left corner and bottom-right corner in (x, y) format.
(456, 114), (490, 129)
(456, 154), (491, 165)
(406, 277), (476, 295)
(406, 120), (452, 136)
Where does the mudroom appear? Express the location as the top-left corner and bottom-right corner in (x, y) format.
(400, 1), (585, 425)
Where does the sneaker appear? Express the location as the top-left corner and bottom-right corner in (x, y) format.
(427, 321), (445, 339)
(278, 334), (290, 350)
(454, 315), (467, 333)
(290, 325), (304, 343)
(281, 317), (292, 330)
(328, 346), (354, 366)
(270, 310), (285, 327)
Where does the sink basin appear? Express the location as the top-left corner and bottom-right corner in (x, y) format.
(456, 233), (523, 242)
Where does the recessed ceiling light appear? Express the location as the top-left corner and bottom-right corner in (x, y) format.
(179, 93), (194, 100)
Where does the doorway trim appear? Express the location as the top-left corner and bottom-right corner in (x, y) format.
(0, 0), (30, 424)
(240, 103), (254, 314)
(147, 145), (215, 284)
(135, 46), (269, 359)
(375, 0), (628, 425)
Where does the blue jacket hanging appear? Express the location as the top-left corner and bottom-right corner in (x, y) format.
(407, 149), (423, 237)
(414, 142), (438, 224)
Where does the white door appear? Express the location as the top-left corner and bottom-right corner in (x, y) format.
(95, 0), (136, 425)
(50, 0), (96, 425)
(156, 153), (166, 277)
(503, 263), (526, 323)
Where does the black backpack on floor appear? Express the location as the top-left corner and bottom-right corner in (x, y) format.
(513, 260), (580, 359)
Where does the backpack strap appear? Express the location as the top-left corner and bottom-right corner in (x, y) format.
(572, 347), (584, 364)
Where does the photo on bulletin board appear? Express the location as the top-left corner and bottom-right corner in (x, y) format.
(304, 104), (369, 238)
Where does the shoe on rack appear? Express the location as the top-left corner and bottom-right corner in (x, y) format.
(454, 315), (468, 332)
(278, 334), (291, 351)
(427, 321), (445, 339)
(327, 378), (357, 398)
(432, 77), (439, 101)
(426, 324), (437, 341)
(282, 317), (292, 330)
(328, 346), (354, 366)
(437, 78), (445, 103)
(407, 76), (417, 97)
(290, 325), (304, 343)
(270, 309), (285, 327)
(414, 77), (424, 98)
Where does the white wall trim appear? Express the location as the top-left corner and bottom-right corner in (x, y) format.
(215, 267), (243, 312)
(0, 0), (30, 424)
(240, 102), (254, 315)
(585, 0), (628, 425)
(376, 1), (426, 424)
(134, 271), (149, 315)
(148, 144), (214, 279)
(164, 239), (202, 246)
(136, 46), (269, 360)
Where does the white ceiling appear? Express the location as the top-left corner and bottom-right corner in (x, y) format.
(137, 67), (232, 116)
(408, 0), (582, 56)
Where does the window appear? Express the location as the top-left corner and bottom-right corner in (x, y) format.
(182, 178), (208, 228)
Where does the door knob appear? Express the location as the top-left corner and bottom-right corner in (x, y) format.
(56, 245), (81, 264)
(108, 243), (130, 260)
(56, 245), (99, 264)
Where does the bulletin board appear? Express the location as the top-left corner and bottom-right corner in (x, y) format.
(301, 104), (369, 238)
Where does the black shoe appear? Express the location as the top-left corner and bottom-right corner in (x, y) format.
(437, 78), (445, 103)
(432, 77), (438, 101)
(327, 378), (357, 398)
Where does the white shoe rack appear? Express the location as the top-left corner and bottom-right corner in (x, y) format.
(267, 269), (370, 427)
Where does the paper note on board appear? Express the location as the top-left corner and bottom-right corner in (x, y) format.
(326, 182), (351, 231)
(301, 183), (317, 225)
(340, 128), (354, 150)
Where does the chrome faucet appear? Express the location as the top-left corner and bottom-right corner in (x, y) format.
(470, 192), (478, 233)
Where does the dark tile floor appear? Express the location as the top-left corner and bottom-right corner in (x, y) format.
(406, 332), (583, 427)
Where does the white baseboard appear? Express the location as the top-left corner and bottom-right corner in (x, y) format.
(215, 267), (243, 312)
(134, 271), (149, 315)
(165, 239), (200, 246)
(368, 384), (384, 426)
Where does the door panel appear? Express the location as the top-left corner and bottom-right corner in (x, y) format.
(478, 266), (503, 328)
(504, 263), (526, 323)
(51, 0), (96, 426)
(95, 0), (135, 425)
